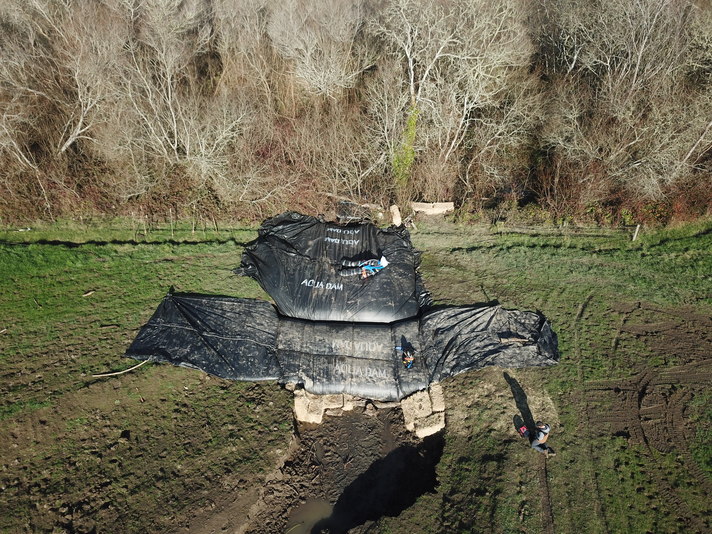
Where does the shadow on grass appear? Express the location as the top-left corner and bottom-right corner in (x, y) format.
(0, 238), (250, 247)
(504, 372), (535, 434)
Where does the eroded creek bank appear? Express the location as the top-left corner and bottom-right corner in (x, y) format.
(279, 410), (442, 534)
(177, 387), (446, 534)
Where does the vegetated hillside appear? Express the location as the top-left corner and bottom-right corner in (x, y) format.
(1, 0), (711, 225)
(1, 218), (710, 533)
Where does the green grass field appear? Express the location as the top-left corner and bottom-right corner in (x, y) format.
(1, 217), (710, 533)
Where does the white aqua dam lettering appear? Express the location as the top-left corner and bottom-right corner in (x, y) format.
(326, 227), (361, 235)
(332, 339), (383, 353)
(324, 237), (360, 246)
(333, 363), (389, 378)
(301, 279), (344, 291)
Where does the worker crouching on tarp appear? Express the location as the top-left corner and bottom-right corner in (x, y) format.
(395, 345), (415, 369)
(340, 256), (390, 279)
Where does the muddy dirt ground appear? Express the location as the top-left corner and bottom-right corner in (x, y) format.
(168, 301), (711, 534)
(580, 303), (712, 533)
(2, 222), (710, 534)
(175, 407), (441, 534)
(4, 304), (708, 533)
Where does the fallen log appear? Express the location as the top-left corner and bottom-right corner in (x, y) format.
(411, 202), (454, 215)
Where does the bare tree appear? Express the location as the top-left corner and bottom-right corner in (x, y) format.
(212, 0), (273, 102)
(533, 0), (712, 205)
(0, 1), (59, 172)
(267, 0), (372, 98)
(0, 0), (708, 222)
(368, 0), (535, 203)
(0, 0), (129, 214)
(0, 107), (38, 171)
(457, 81), (543, 209)
(90, 0), (254, 206)
(0, 0), (126, 156)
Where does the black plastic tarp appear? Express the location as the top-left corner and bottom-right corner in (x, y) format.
(238, 212), (430, 323)
(126, 293), (558, 401)
(125, 294), (280, 381)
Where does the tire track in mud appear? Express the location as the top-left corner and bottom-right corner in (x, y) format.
(653, 361), (712, 495)
(610, 302), (639, 356)
(586, 358), (712, 533)
(572, 293), (610, 532)
(624, 303), (712, 365)
(573, 294), (593, 382)
(538, 455), (555, 534)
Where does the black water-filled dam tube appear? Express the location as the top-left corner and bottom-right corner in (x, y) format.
(237, 212), (431, 323)
(125, 293), (558, 402)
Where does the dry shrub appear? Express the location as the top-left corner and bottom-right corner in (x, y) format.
(666, 174), (712, 222)
(531, 154), (612, 222)
(409, 153), (458, 202)
(0, 170), (49, 221)
(0, 0), (709, 224)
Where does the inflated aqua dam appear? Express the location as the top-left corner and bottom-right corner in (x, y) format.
(125, 212), (558, 406)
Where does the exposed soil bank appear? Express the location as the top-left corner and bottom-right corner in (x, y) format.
(257, 408), (442, 534)
(177, 406), (443, 534)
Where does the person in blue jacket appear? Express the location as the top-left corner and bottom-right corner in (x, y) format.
(340, 256), (389, 279)
(396, 345), (415, 368)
